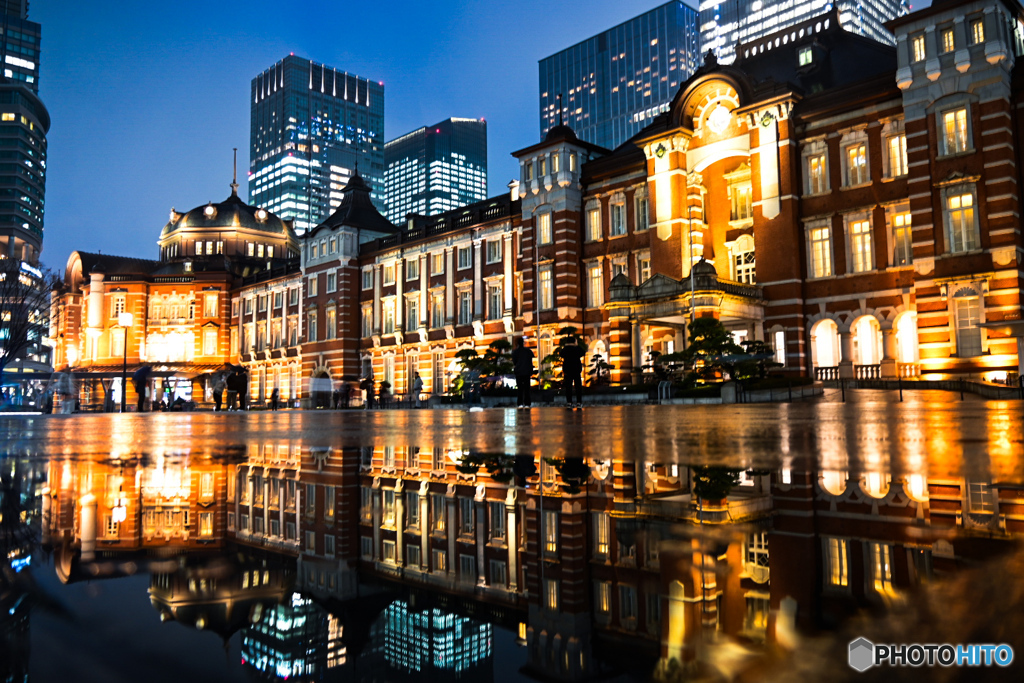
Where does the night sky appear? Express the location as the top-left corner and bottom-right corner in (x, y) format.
(31, 0), (677, 269)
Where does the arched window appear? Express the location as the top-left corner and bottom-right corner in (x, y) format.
(731, 234), (755, 284)
(952, 287), (982, 357)
(811, 319), (840, 367)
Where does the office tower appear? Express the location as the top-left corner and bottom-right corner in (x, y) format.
(700, 0), (909, 65)
(383, 117), (487, 223)
(539, 1), (701, 151)
(249, 55), (384, 233)
(1, 0), (38, 92)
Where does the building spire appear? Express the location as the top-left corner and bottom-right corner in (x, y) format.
(230, 147), (239, 196)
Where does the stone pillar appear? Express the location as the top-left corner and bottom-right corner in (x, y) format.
(294, 479), (301, 543)
(631, 320), (643, 381)
(880, 326), (898, 378)
(506, 488), (518, 591)
(838, 330), (854, 379)
(419, 481), (429, 570)
(445, 248), (455, 324)
(279, 475), (285, 537)
(446, 492), (456, 574)
(372, 484), (382, 563)
(395, 480), (405, 567)
(419, 254), (428, 329)
(395, 257), (404, 333)
(262, 472), (270, 535)
(503, 233), (514, 315)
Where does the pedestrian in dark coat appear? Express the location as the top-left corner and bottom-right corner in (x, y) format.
(559, 336), (586, 408)
(511, 337), (535, 408)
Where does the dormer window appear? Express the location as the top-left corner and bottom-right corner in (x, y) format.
(538, 157), (547, 177)
(525, 163), (533, 181)
(911, 34), (926, 62)
(552, 153), (560, 173)
(970, 18), (985, 45)
(941, 27), (955, 54)
(798, 47), (813, 66)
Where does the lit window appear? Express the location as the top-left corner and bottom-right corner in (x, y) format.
(638, 256), (651, 284)
(945, 189), (978, 253)
(774, 330), (786, 366)
(845, 144), (868, 186)
(955, 294), (982, 357)
(537, 213), (553, 245)
(203, 293), (218, 317)
(808, 154), (827, 194)
(941, 27), (954, 53)
(407, 258), (420, 280)
(382, 264), (395, 285)
(539, 267), (553, 310)
(892, 211), (913, 266)
(942, 108), (969, 155)
(733, 238), (756, 284)
(887, 134), (908, 177)
(325, 307), (336, 340)
(912, 34), (926, 62)
(432, 252), (445, 274)
(543, 510), (558, 554)
(849, 219), (873, 273)
(545, 578), (558, 611)
(826, 537), (848, 587)
(594, 512), (610, 556)
(458, 246), (472, 270)
(586, 206), (601, 241)
(798, 46), (813, 66)
(203, 328), (217, 356)
(730, 182), (753, 222)
(382, 300), (395, 334)
(635, 195), (648, 231)
(406, 297), (419, 330)
(308, 275), (318, 297)
(970, 18), (985, 45)
(458, 290), (472, 325)
(487, 284), (502, 320)
(486, 239), (502, 263)
(362, 269), (373, 290)
(809, 226), (832, 278)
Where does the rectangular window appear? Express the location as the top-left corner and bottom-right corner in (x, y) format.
(490, 560), (507, 587)
(489, 501), (506, 540)
(430, 292), (445, 328)
(407, 258), (419, 280)
(588, 262), (603, 308)
(325, 307), (336, 340)
(432, 352), (445, 393)
(538, 157), (547, 176)
(619, 585), (637, 623)
(383, 301), (395, 335)
(111, 295), (126, 318)
(941, 27), (954, 53)
(846, 144), (868, 186)
(730, 183), (752, 221)
(307, 310), (317, 342)
(595, 512), (610, 556)
(537, 213), (552, 245)
(257, 244), (264, 258)
(382, 264), (395, 285)
(734, 248), (756, 284)
(545, 579), (558, 611)
(872, 542), (894, 595)
(809, 226), (832, 278)
(202, 328), (217, 356)
(432, 549), (447, 572)
(970, 18), (985, 45)
(406, 297), (419, 330)
(635, 195), (649, 231)
(361, 537), (372, 559)
(892, 211), (913, 266)
(307, 275), (318, 297)
(305, 531), (316, 553)
(362, 269), (373, 290)
(968, 481), (995, 513)
(888, 134), (908, 177)
(543, 510), (558, 554)
(596, 581), (612, 613)
(487, 283), (502, 320)
(203, 293), (218, 317)
(407, 491), (420, 527)
(459, 498), (474, 535)
(360, 487), (372, 522)
(431, 493), (446, 532)
(798, 46), (813, 66)
(324, 485), (335, 520)
(586, 207), (601, 241)
(849, 219), (873, 273)
(459, 554), (476, 581)
(458, 290), (472, 325)
(407, 544), (421, 567)
(745, 596), (770, 634)
(610, 203), (626, 236)
(383, 539), (396, 564)
(539, 267), (553, 310)
(942, 108), (969, 155)
(111, 328), (126, 357)
(324, 534), (335, 557)
(383, 490), (396, 527)
(289, 288), (299, 306)
(808, 154), (827, 194)
(273, 291), (283, 309)
(774, 330), (786, 366)
(827, 538), (849, 587)
(486, 239), (502, 263)
(955, 296), (982, 357)
(326, 271), (337, 293)
(431, 253), (445, 275)
(457, 246), (472, 270)
(912, 34), (926, 62)
(946, 189), (978, 253)
(362, 307), (372, 337)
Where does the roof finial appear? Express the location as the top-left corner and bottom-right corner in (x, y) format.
(557, 93), (563, 126)
(230, 147), (239, 196)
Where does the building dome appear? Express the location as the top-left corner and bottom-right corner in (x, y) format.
(160, 191), (291, 239)
(692, 258), (717, 277)
(544, 123), (579, 144)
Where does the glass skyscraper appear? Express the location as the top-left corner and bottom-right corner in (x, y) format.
(538, 1), (701, 151)
(383, 117), (487, 223)
(249, 55), (384, 233)
(700, 0), (909, 65)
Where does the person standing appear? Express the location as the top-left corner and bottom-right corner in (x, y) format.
(412, 372), (423, 408)
(511, 337), (535, 408)
(270, 387), (280, 410)
(559, 336), (586, 409)
(213, 374), (226, 412)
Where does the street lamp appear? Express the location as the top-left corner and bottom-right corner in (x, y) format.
(118, 311), (133, 412)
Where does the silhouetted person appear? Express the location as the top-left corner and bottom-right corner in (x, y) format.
(270, 387), (280, 410)
(213, 374), (226, 411)
(559, 336), (585, 409)
(340, 382), (351, 408)
(412, 372), (423, 408)
(511, 337), (535, 408)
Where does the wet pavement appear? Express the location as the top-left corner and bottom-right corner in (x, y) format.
(1, 391), (1022, 682)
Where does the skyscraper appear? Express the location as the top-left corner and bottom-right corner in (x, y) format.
(249, 55), (384, 233)
(700, 0), (909, 65)
(383, 117), (487, 223)
(1, 0), (39, 92)
(538, 1), (701, 151)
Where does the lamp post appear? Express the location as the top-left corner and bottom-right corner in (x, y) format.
(118, 311), (133, 412)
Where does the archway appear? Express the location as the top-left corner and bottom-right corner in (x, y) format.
(310, 370), (332, 409)
(851, 316), (882, 365)
(810, 319), (840, 368)
(895, 312), (919, 364)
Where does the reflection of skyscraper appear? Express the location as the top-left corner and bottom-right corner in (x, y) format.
(377, 600), (492, 679)
(249, 55), (385, 233)
(242, 592), (336, 681)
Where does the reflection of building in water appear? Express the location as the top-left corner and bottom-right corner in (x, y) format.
(1, 459), (40, 683)
(377, 600), (491, 677)
(241, 592), (338, 681)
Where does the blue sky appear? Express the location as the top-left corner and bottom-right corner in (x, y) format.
(33, 0), (678, 267)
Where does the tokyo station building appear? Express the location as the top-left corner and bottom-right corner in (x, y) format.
(52, 0), (1024, 406)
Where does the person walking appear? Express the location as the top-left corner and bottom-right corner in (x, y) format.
(559, 336), (586, 409)
(270, 387), (280, 410)
(212, 374), (226, 411)
(412, 372), (423, 408)
(511, 337), (535, 408)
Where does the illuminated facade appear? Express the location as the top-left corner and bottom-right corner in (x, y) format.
(1, 1), (40, 92)
(50, 182), (300, 409)
(383, 117), (488, 223)
(249, 55), (385, 233)
(699, 0), (909, 65)
(539, 1), (701, 150)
